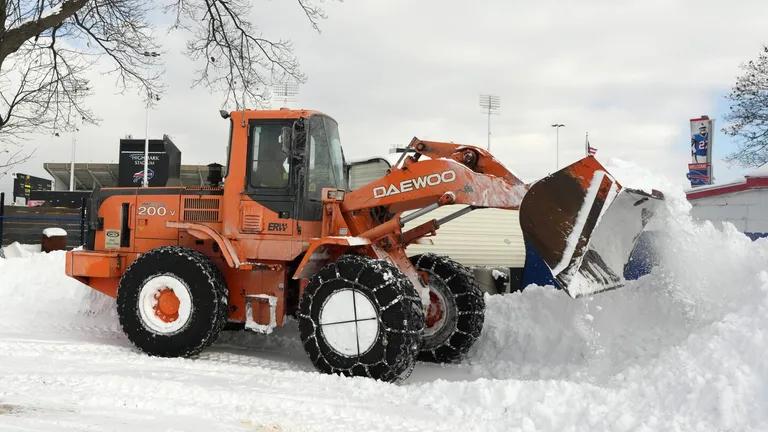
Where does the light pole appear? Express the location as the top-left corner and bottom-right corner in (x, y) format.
(68, 113), (87, 191)
(142, 51), (160, 188)
(551, 123), (565, 170)
(69, 128), (78, 191)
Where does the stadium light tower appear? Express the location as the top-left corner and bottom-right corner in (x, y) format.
(479, 94), (501, 150)
(551, 123), (565, 170)
(272, 82), (300, 107)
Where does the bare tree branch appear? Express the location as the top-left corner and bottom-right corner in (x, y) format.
(176, 0), (312, 108)
(297, 0), (326, 33)
(0, 0), (88, 64)
(724, 45), (768, 168)
(0, 143), (35, 179)
(0, 0), (334, 169)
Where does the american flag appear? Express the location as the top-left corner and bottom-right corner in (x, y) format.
(586, 132), (597, 156)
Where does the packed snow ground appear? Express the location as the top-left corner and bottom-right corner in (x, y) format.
(2, 161), (768, 431)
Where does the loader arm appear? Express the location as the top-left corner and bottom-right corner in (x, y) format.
(295, 138), (529, 285)
(341, 138), (528, 215)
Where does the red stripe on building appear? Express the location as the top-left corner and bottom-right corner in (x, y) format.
(686, 176), (768, 200)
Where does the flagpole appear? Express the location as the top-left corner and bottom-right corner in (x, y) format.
(585, 132), (597, 157)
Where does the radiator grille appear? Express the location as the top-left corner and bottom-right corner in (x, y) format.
(182, 198), (221, 222)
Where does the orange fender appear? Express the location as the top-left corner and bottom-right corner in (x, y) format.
(292, 236), (372, 280)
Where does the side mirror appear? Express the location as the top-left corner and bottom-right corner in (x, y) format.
(346, 158), (391, 191)
(279, 126), (292, 156)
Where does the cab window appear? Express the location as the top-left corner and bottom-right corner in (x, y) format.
(224, 121), (232, 178)
(307, 116), (345, 199)
(250, 121), (291, 188)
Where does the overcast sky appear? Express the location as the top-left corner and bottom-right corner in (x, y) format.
(2, 0), (768, 199)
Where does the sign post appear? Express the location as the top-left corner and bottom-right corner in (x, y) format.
(688, 116), (714, 187)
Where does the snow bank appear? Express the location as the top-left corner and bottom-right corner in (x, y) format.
(435, 159), (768, 429)
(0, 250), (118, 334)
(1, 159), (768, 430)
(1, 242), (42, 259)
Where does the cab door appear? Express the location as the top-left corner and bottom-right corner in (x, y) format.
(238, 119), (297, 260)
(299, 115), (346, 222)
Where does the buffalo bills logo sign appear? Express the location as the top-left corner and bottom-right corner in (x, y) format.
(133, 169), (155, 184)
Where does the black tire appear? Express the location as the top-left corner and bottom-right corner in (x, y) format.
(411, 253), (484, 363)
(117, 246), (228, 358)
(298, 255), (424, 383)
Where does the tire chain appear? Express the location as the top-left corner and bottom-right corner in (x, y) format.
(298, 255), (424, 383)
(412, 253), (485, 363)
(118, 246), (229, 358)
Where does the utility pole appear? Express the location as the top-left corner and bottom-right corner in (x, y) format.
(551, 123), (565, 170)
(479, 94), (501, 151)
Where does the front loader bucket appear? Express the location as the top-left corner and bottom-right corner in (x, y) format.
(519, 157), (663, 297)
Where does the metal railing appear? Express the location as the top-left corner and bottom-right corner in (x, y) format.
(0, 192), (88, 248)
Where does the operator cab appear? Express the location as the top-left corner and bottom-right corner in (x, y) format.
(240, 112), (346, 221)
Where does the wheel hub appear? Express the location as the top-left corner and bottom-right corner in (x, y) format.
(422, 274), (449, 337)
(318, 288), (379, 357)
(425, 290), (444, 329)
(138, 275), (193, 335)
(154, 288), (180, 323)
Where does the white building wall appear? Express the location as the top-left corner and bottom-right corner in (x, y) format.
(347, 159), (391, 189)
(690, 189), (768, 233)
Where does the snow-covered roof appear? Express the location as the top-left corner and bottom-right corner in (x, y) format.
(746, 163), (768, 178)
(687, 173), (768, 201)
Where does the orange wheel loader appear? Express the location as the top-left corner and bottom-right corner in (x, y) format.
(65, 108), (662, 382)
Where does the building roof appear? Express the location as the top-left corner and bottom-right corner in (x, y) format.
(44, 163), (215, 190)
(686, 168), (768, 201)
(747, 163), (768, 177)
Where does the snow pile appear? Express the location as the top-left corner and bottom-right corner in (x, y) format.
(0, 250), (119, 335)
(1, 159), (768, 430)
(447, 159), (768, 429)
(1, 241), (42, 258)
